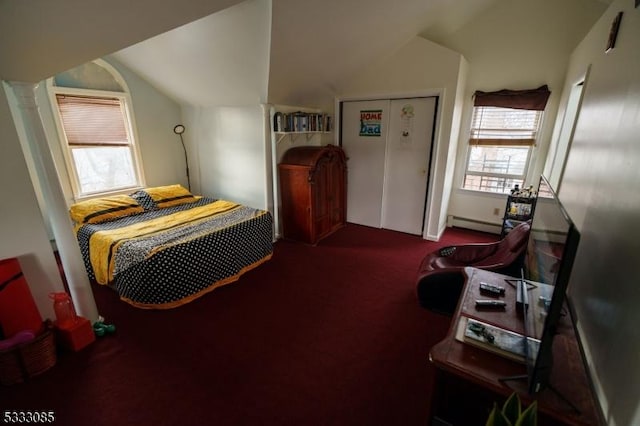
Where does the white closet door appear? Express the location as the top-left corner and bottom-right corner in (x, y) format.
(381, 97), (436, 235)
(341, 100), (390, 228)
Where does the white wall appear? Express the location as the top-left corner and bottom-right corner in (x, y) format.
(444, 0), (607, 230)
(106, 58), (187, 189)
(555, 1), (640, 424)
(167, 0), (273, 211)
(337, 36), (466, 239)
(190, 105), (269, 210)
(112, 0), (274, 212)
(439, 58), (469, 236)
(543, 75), (587, 193)
(0, 86), (63, 320)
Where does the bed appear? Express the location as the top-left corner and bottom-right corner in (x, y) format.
(70, 184), (273, 309)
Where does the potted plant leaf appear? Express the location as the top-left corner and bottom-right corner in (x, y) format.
(486, 392), (537, 426)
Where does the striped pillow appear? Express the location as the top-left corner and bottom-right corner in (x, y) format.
(70, 195), (143, 224)
(144, 184), (198, 208)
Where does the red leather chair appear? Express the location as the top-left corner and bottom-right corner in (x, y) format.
(419, 221), (531, 275)
(417, 221), (531, 315)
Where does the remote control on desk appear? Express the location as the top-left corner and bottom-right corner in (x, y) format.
(475, 300), (507, 310)
(479, 282), (506, 296)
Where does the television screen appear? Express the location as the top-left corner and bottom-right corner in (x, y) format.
(521, 175), (580, 394)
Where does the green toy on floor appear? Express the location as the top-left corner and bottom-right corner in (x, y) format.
(93, 316), (116, 337)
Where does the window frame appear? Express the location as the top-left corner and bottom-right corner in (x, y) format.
(462, 106), (543, 194)
(47, 79), (146, 201)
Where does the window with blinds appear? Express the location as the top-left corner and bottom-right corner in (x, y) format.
(464, 106), (543, 194)
(54, 94), (143, 197)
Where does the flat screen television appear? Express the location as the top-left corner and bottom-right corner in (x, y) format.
(521, 175), (580, 394)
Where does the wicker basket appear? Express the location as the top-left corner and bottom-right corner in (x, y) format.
(0, 323), (57, 386)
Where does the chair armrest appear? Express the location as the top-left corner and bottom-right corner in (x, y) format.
(447, 242), (500, 263)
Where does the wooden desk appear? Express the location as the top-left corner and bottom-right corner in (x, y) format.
(428, 267), (601, 425)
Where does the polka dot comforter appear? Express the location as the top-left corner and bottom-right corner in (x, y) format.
(75, 197), (273, 309)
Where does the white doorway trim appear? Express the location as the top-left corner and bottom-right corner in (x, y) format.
(544, 65), (591, 193)
(335, 89), (444, 240)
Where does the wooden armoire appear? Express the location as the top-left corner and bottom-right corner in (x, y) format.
(278, 144), (347, 244)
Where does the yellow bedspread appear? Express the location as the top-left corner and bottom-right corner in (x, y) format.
(88, 200), (239, 284)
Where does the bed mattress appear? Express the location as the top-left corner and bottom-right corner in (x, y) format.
(75, 197), (273, 308)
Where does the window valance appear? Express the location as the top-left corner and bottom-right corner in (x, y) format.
(473, 85), (551, 111)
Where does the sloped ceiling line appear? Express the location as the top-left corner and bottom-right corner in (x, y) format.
(112, 0), (502, 108)
(90, 0), (607, 109)
(0, 0), (246, 83)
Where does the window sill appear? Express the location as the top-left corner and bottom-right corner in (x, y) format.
(73, 186), (144, 203)
(454, 188), (510, 199)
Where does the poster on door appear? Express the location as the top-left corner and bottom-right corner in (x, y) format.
(400, 104), (414, 146)
(359, 110), (382, 137)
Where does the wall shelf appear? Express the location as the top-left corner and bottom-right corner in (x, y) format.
(273, 111), (332, 133)
(275, 131), (331, 145)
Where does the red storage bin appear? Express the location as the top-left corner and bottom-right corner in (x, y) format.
(54, 317), (95, 351)
(0, 258), (43, 339)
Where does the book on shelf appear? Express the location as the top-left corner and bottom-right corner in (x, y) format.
(455, 316), (540, 363)
(324, 115), (332, 132)
(295, 112), (308, 132)
(274, 112), (283, 132)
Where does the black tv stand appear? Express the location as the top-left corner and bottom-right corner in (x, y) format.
(505, 278), (537, 312)
(504, 278), (537, 291)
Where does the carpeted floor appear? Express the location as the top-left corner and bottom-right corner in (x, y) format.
(0, 224), (497, 426)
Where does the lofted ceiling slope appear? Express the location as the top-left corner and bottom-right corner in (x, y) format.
(0, 0), (245, 82)
(111, 0), (272, 107)
(2, 0), (612, 108)
(267, 0), (500, 108)
(109, 0), (609, 109)
(109, 0), (502, 108)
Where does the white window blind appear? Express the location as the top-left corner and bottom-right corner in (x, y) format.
(53, 92), (143, 197)
(55, 95), (128, 146)
(464, 106), (543, 194)
(470, 106), (541, 147)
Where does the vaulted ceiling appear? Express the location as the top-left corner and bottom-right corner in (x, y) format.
(267, 0), (501, 107)
(111, 0), (271, 106)
(1, 0), (612, 108)
(0, 0), (245, 82)
(110, 0), (505, 107)
(110, 0), (610, 108)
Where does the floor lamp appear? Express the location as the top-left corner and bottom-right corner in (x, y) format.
(173, 124), (191, 191)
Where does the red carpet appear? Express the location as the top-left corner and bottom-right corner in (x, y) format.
(1, 224), (496, 425)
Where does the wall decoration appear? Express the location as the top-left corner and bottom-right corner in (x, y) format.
(359, 110), (382, 137)
(400, 104), (414, 146)
(605, 11), (623, 53)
